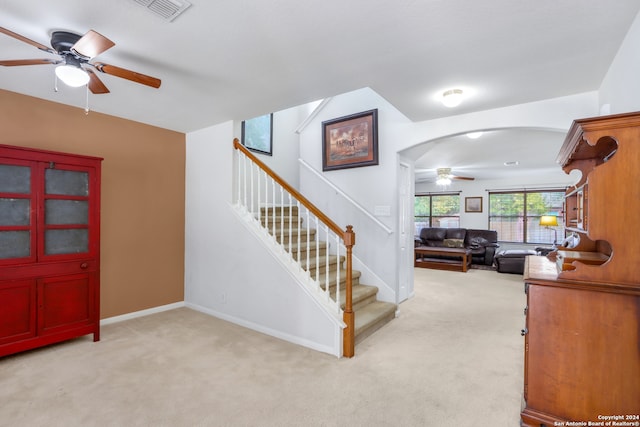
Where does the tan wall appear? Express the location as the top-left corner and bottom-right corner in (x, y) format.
(0, 89), (185, 318)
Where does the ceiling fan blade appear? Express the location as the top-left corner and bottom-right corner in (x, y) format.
(92, 62), (161, 88)
(0, 27), (55, 54)
(86, 69), (110, 94)
(0, 58), (60, 66)
(71, 30), (115, 58)
(452, 175), (475, 181)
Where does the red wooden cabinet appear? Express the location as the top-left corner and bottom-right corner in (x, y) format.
(0, 144), (102, 358)
(0, 279), (36, 346)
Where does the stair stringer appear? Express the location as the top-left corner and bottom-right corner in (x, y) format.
(230, 203), (346, 353)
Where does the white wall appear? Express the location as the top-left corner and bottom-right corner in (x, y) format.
(298, 88), (413, 299)
(599, 10), (640, 114)
(234, 102), (319, 190)
(185, 121), (342, 356)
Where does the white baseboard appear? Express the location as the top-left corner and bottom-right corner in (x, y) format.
(185, 302), (341, 358)
(100, 301), (186, 326)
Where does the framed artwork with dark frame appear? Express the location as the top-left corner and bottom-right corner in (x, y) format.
(322, 109), (378, 171)
(241, 113), (273, 155)
(465, 197), (483, 213)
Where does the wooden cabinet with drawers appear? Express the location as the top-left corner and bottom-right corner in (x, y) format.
(521, 112), (640, 425)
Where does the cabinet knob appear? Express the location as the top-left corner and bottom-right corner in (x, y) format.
(521, 328), (528, 336)
(80, 262), (89, 269)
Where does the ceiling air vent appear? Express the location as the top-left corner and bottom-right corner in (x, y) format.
(131, 0), (192, 22)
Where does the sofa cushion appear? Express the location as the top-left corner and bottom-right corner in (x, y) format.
(465, 229), (498, 247)
(420, 227), (446, 242)
(445, 228), (466, 240)
(443, 238), (464, 248)
(468, 236), (488, 248)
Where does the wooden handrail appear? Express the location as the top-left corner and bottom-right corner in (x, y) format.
(233, 138), (356, 357)
(234, 138), (345, 238)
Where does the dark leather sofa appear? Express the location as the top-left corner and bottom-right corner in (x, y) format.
(417, 227), (500, 266)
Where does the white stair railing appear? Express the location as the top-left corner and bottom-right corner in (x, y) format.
(233, 139), (356, 357)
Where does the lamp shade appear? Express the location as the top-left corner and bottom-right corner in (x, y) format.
(539, 215), (558, 227)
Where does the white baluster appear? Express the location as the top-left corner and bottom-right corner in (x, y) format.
(263, 170), (268, 234)
(279, 187), (285, 248)
(324, 224), (330, 301)
(271, 177), (276, 239)
(286, 193), (291, 254)
(242, 154), (248, 211)
(257, 166), (262, 225)
(335, 232), (341, 313)
(296, 200), (301, 266)
(249, 161), (254, 215)
(236, 151), (241, 207)
(314, 215), (320, 285)
(306, 208), (311, 278)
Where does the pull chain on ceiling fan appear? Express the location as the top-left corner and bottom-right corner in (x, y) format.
(0, 26), (161, 95)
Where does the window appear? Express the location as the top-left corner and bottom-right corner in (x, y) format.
(489, 190), (565, 244)
(414, 193), (460, 234)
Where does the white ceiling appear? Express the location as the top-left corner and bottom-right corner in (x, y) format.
(1, 1), (639, 181)
(413, 128), (568, 183)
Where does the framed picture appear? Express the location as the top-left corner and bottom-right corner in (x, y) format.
(322, 109), (378, 171)
(241, 113), (273, 155)
(465, 197), (483, 213)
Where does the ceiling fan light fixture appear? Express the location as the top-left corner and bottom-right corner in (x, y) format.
(55, 65), (90, 87)
(436, 167), (452, 186)
(441, 89), (464, 108)
(436, 176), (452, 186)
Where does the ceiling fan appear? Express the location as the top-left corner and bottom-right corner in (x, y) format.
(0, 26), (161, 94)
(415, 168), (475, 185)
(437, 167), (474, 181)
(420, 167), (475, 185)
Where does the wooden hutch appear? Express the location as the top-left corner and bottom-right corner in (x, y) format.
(521, 112), (640, 425)
(0, 145), (102, 358)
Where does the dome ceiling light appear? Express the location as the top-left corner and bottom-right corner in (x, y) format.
(441, 89), (464, 108)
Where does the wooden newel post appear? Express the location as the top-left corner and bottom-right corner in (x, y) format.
(343, 225), (355, 358)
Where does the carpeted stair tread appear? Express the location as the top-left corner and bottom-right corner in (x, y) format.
(254, 206), (396, 351)
(300, 255), (345, 272)
(354, 301), (397, 344)
(314, 269), (362, 289)
(289, 242), (328, 260)
(334, 284), (378, 311)
(260, 217), (303, 229)
(288, 241), (327, 252)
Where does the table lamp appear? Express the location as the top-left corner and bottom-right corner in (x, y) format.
(539, 215), (559, 246)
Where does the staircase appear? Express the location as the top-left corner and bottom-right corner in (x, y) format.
(261, 206), (397, 346)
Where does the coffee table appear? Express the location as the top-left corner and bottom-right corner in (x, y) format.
(414, 246), (472, 272)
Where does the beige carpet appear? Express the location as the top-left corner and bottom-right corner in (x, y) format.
(0, 268), (525, 427)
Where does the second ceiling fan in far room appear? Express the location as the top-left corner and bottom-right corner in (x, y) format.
(435, 168), (474, 185)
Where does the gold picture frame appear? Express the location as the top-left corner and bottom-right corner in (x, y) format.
(465, 197), (483, 213)
(322, 109), (378, 171)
